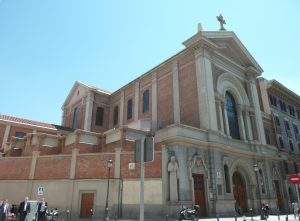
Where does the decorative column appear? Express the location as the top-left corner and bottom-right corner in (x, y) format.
(1, 124), (11, 151)
(172, 61), (181, 124)
(237, 105), (246, 140)
(245, 109), (253, 141)
(194, 48), (218, 131)
(248, 76), (266, 144)
(84, 91), (94, 131)
(217, 100), (225, 133)
(222, 102), (231, 137)
(151, 73), (158, 131)
(119, 91), (125, 126)
(134, 81), (140, 122)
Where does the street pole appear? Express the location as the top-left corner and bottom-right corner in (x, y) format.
(140, 137), (145, 221)
(105, 160), (113, 221)
(296, 184), (300, 211)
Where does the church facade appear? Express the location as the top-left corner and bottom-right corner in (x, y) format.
(0, 23), (299, 219)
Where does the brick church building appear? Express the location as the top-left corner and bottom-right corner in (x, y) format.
(0, 23), (299, 219)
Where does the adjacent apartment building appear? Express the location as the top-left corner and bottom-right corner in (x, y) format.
(0, 23), (299, 219)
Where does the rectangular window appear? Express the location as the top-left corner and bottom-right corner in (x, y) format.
(297, 110), (300, 120)
(288, 105), (295, 116)
(15, 132), (26, 138)
(284, 161), (289, 173)
(113, 106), (119, 126)
(264, 128), (271, 145)
(289, 140), (294, 152)
(278, 136), (284, 149)
(293, 124), (299, 135)
(72, 107), (79, 129)
(127, 99), (133, 120)
(275, 116), (280, 126)
(95, 107), (104, 126)
(142, 90), (150, 113)
(285, 120), (290, 131)
(298, 143), (300, 152)
(269, 95), (277, 107)
(279, 100), (287, 112)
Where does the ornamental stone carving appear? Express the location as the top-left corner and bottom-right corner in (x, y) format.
(167, 155), (179, 202)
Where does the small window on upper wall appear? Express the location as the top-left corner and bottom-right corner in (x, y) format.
(288, 105), (295, 117)
(279, 100), (287, 112)
(278, 136), (284, 149)
(142, 90), (150, 113)
(15, 132), (26, 138)
(95, 107), (104, 126)
(127, 99), (133, 120)
(274, 116), (280, 126)
(269, 95), (277, 107)
(289, 140), (294, 152)
(298, 143), (300, 152)
(264, 128), (271, 145)
(297, 110), (300, 120)
(113, 106), (119, 126)
(72, 107), (79, 129)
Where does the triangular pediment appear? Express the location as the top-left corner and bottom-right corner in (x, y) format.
(183, 31), (263, 74)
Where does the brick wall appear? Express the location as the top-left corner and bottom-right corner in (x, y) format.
(178, 53), (199, 128)
(0, 157), (31, 179)
(35, 156), (71, 179)
(157, 73), (173, 129)
(75, 154), (115, 179)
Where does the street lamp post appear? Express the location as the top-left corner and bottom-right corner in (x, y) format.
(254, 164), (264, 220)
(105, 159), (113, 221)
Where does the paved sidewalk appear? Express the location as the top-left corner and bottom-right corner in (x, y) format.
(79, 215), (300, 221)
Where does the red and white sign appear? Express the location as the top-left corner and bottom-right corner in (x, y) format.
(288, 174), (300, 184)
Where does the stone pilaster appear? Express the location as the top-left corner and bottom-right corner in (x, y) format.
(84, 91), (94, 131)
(172, 61), (180, 124)
(114, 147), (121, 178)
(175, 146), (191, 201)
(222, 102), (231, 137)
(237, 105), (246, 140)
(217, 101), (225, 133)
(194, 48), (218, 131)
(245, 110), (253, 141)
(151, 74), (158, 131)
(134, 81), (140, 122)
(69, 148), (79, 179)
(27, 150), (40, 198)
(1, 124), (11, 151)
(119, 91), (125, 126)
(248, 77), (266, 144)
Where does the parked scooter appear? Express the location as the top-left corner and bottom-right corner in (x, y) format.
(46, 208), (59, 221)
(178, 205), (199, 221)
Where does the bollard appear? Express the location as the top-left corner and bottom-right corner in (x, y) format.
(165, 214), (169, 221)
(235, 215), (237, 221)
(243, 215), (246, 221)
(217, 215), (220, 221)
(286, 214), (288, 221)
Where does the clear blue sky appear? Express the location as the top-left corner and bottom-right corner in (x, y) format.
(0, 0), (299, 124)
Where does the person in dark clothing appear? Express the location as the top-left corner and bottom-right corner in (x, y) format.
(18, 197), (30, 221)
(37, 198), (47, 221)
(0, 200), (4, 221)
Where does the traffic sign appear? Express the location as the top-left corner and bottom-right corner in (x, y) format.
(288, 174), (300, 184)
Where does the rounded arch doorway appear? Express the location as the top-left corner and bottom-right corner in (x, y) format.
(232, 171), (248, 213)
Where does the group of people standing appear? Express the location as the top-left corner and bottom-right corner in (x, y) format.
(0, 197), (47, 221)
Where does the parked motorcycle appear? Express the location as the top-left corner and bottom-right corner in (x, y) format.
(178, 205), (199, 221)
(46, 208), (59, 221)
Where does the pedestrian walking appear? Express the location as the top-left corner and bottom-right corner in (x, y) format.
(18, 197), (30, 221)
(37, 198), (47, 221)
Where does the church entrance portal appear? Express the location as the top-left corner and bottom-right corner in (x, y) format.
(232, 171), (247, 213)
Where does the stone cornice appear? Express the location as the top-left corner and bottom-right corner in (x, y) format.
(155, 124), (280, 160)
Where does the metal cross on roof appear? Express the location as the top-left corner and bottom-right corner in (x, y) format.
(217, 14), (226, 31)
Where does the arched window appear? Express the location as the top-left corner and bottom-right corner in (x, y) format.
(224, 164), (231, 193)
(225, 92), (240, 139)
